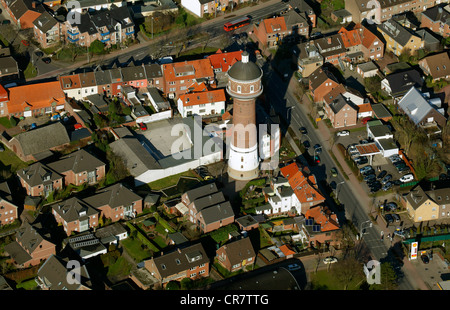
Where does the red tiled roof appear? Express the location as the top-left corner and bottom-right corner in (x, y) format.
(7, 81), (66, 114)
(207, 50), (242, 72)
(0, 84), (7, 101)
(162, 58), (214, 82)
(179, 89), (226, 107)
(263, 16), (287, 34)
(280, 162), (325, 204)
(358, 103), (373, 113)
(305, 206), (340, 232)
(59, 74), (81, 90)
(338, 27), (362, 48)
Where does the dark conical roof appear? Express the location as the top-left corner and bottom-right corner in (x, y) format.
(227, 51), (262, 81)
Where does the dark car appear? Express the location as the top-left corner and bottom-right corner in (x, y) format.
(382, 181), (393, 191)
(362, 169), (375, 176)
(355, 157), (368, 165)
(381, 174), (392, 185)
(300, 127), (307, 134)
(421, 255), (430, 264)
(42, 57), (51, 64)
(370, 185), (381, 193)
(35, 51), (44, 57)
(384, 214), (394, 224)
(377, 170), (387, 180)
(314, 144), (322, 154)
(364, 174), (376, 182)
(384, 202), (397, 211)
(303, 140), (310, 149)
(392, 213), (401, 222)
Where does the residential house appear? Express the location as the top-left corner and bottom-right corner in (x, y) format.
(0, 182), (19, 226)
(181, 0), (250, 18)
(17, 162), (64, 197)
(420, 5), (450, 38)
(377, 18), (424, 57)
(161, 58), (215, 99)
(207, 49), (242, 81)
(32, 10), (62, 49)
(323, 88), (358, 128)
(397, 87), (447, 128)
(82, 183), (143, 222)
(36, 254), (92, 290)
(51, 197), (99, 236)
(216, 237), (256, 273)
(415, 28), (441, 52)
(79, 71), (98, 99)
(94, 69), (113, 98)
(345, 0), (441, 25)
(381, 68), (423, 99)
(331, 9), (353, 24)
(418, 52), (450, 82)
(1, 0), (46, 29)
(355, 23), (384, 61)
(181, 183), (219, 207)
(144, 63), (165, 92)
(177, 89), (226, 118)
(287, 0), (317, 28)
(64, 0), (125, 13)
(313, 34), (347, 66)
(2, 122), (71, 162)
(293, 41), (323, 78)
(338, 26), (364, 64)
(402, 183), (450, 222)
(366, 120), (398, 158)
(121, 65), (148, 89)
(62, 4), (135, 48)
(144, 243), (210, 285)
(47, 149), (106, 186)
(0, 56), (19, 82)
(302, 205), (340, 247)
(4, 80), (66, 118)
(59, 73), (82, 100)
(183, 184), (234, 234)
(356, 61), (379, 78)
(308, 66), (340, 103)
(4, 221), (56, 268)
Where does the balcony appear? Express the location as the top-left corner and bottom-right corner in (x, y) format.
(125, 29), (134, 36)
(67, 36), (79, 43)
(101, 37), (110, 43)
(67, 29), (79, 36)
(100, 31), (110, 36)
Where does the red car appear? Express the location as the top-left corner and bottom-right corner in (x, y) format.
(361, 117), (372, 124)
(138, 122), (147, 131)
(21, 40), (30, 46)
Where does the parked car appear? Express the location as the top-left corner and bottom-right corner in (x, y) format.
(370, 184), (381, 193)
(360, 166), (373, 174)
(138, 122), (147, 131)
(377, 170), (387, 180)
(42, 57), (51, 64)
(400, 174), (414, 183)
(364, 173), (376, 182)
(299, 127), (307, 134)
(382, 182), (393, 191)
(381, 174), (392, 185)
(303, 140), (310, 149)
(384, 214), (394, 224)
(330, 167), (338, 177)
(355, 157), (368, 166)
(323, 256), (338, 264)
(362, 168), (375, 176)
(384, 202), (397, 211)
(337, 130), (349, 136)
(392, 213), (401, 222)
(314, 144), (322, 154)
(361, 117), (372, 124)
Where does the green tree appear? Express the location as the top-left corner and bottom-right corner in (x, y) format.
(89, 40), (105, 55)
(369, 262), (398, 290)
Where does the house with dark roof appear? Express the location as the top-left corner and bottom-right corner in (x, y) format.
(51, 197), (100, 236)
(1, 0), (46, 29)
(47, 148), (106, 186)
(0, 181), (19, 227)
(144, 242), (210, 285)
(381, 68), (423, 99)
(32, 10), (62, 48)
(36, 254), (92, 290)
(308, 66), (341, 102)
(0, 56), (19, 82)
(313, 33), (347, 66)
(323, 92), (358, 128)
(418, 52), (450, 82)
(377, 18), (424, 56)
(216, 237), (256, 273)
(182, 183), (235, 233)
(421, 5), (450, 38)
(81, 183), (143, 222)
(287, 0), (316, 27)
(293, 41), (324, 78)
(17, 162), (64, 197)
(2, 121), (70, 162)
(4, 221), (56, 267)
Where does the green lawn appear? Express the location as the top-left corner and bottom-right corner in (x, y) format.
(144, 170), (198, 191)
(0, 147), (30, 172)
(121, 238), (153, 263)
(310, 269), (366, 290)
(0, 117), (13, 129)
(107, 256), (132, 278)
(23, 62), (37, 79)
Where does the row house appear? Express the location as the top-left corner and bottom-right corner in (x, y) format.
(421, 5), (450, 38)
(253, 12), (309, 49)
(65, 0), (125, 14)
(402, 183), (450, 223)
(4, 221), (56, 268)
(51, 197), (99, 236)
(161, 58), (215, 99)
(1, 0), (46, 29)
(62, 4), (134, 48)
(47, 149), (106, 186)
(313, 34), (347, 66)
(182, 183), (235, 234)
(180, 0), (250, 18)
(0, 182), (19, 227)
(1, 80), (66, 118)
(216, 237), (256, 273)
(338, 26), (364, 63)
(144, 243), (210, 286)
(301, 205), (340, 248)
(177, 88), (226, 118)
(308, 65), (340, 103)
(33, 10), (62, 49)
(17, 162), (64, 198)
(287, 0), (317, 28)
(377, 18), (424, 57)
(206, 49), (242, 80)
(345, 0), (441, 25)
(82, 183), (143, 222)
(338, 23), (384, 62)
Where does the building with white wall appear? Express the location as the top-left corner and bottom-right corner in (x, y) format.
(177, 89), (226, 118)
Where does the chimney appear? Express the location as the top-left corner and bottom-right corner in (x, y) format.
(32, 0), (36, 8)
(242, 51), (249, 63)
(327, 37), (332, 45)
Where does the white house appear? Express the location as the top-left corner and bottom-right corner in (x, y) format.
(367, 120), (398, 158)
(177, 89), (226, 118)
(356, 61), (379, 79)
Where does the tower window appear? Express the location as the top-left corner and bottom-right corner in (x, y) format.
(237, 85), (241, 93)
(250, 85), (254, 93)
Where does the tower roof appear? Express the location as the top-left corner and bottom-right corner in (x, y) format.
(227, 51), (262, 81)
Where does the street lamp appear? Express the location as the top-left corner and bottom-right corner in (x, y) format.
(359, 220), (372, 239)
